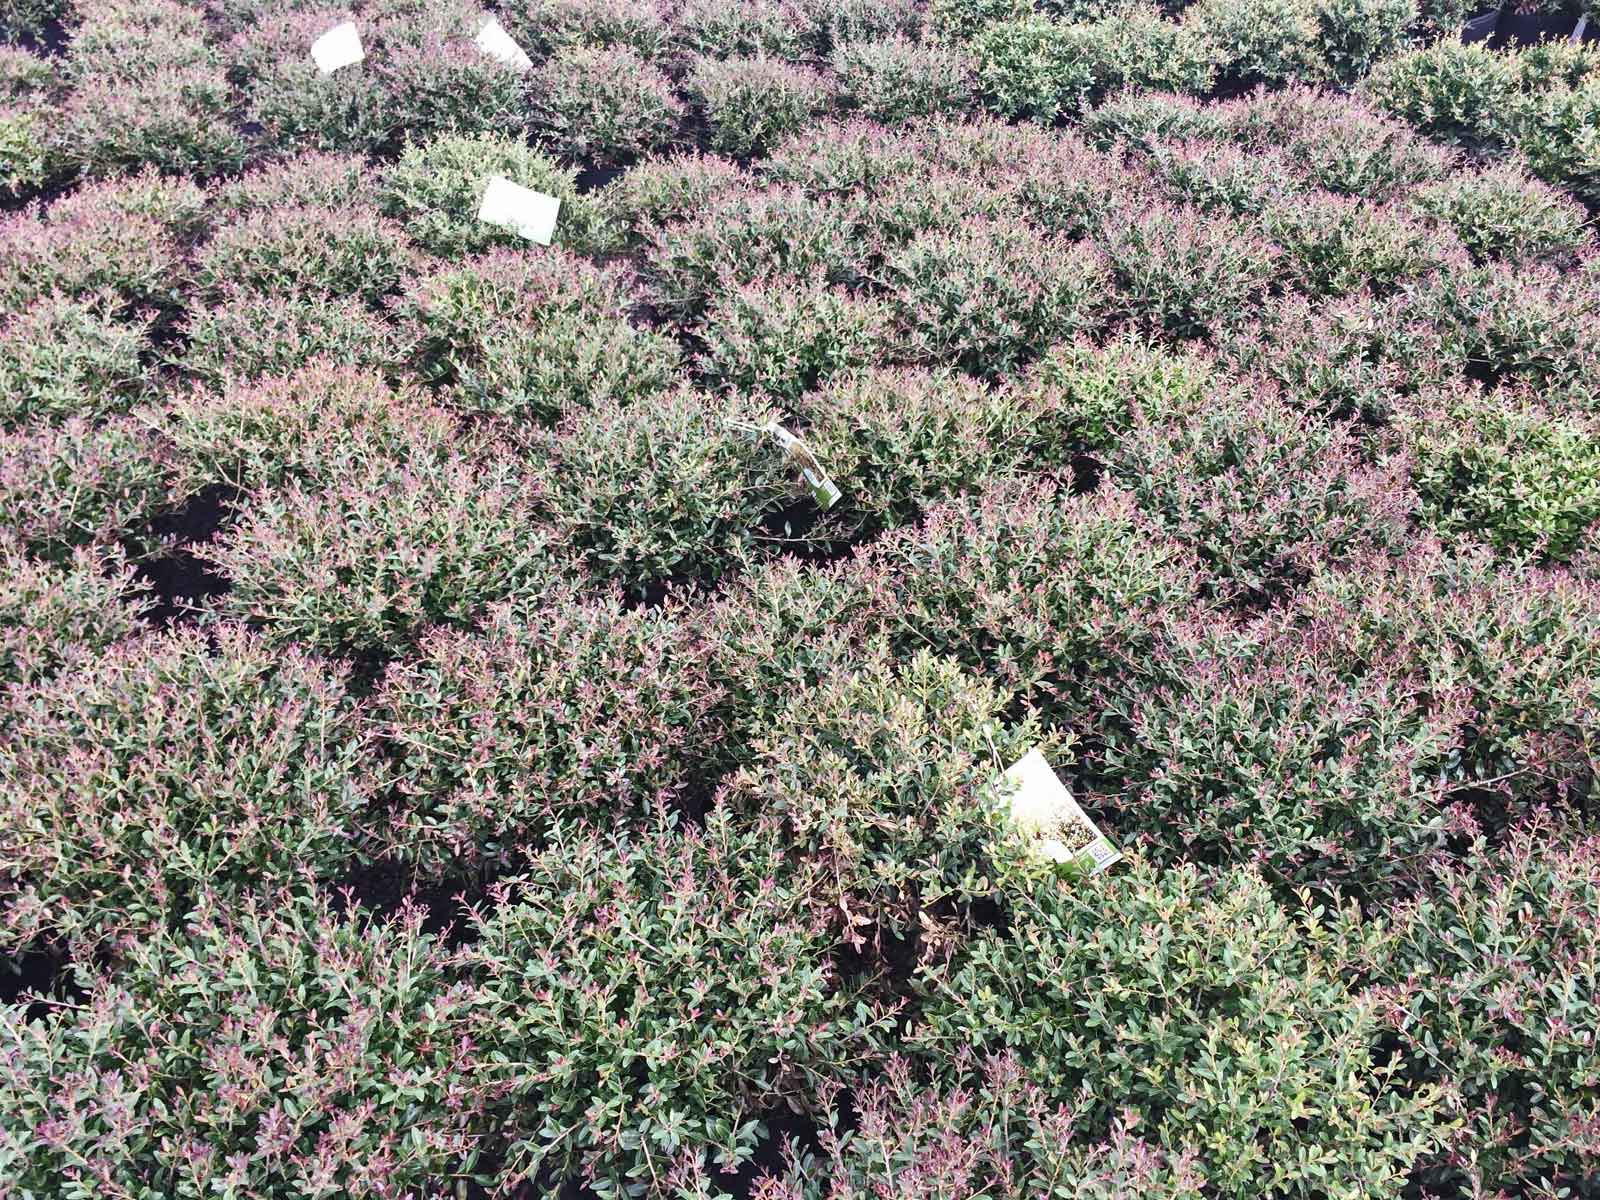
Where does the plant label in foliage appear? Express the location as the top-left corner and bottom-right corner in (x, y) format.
(479, 176), (560, 245)
(475, 17), (533, 71)
(310, 21), (364, 74)
(766, 422), (841, 510)
(999, 749), (1121, 875)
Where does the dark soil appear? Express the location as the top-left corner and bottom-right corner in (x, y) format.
(130, 484), (237, 626)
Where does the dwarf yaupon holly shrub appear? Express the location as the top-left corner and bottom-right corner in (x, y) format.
(885, 220), (1110, 378)
(1512, 74), (1600, 202)
(1084, 90), (1233, 150)
(1363, 40), (1520, 150)
(0, 415), (171, 563)
(794, 367), (1038, 541)
(1184, 0), (1323, 85)
(0, 889), (483, 1199)
(160, 362), (456, 499)
(1313, 0), (1415, 84)
(674, 0), (826, 60)
(1105, 383), (1413, 600)
(1413, 161), (1591, 264)
(1140, 135), (1302, 216)
(643, 184), (861, 321)
(232, 7), (390, 155)
(380, 133), (615, 259)
(0, 292), (150, 426)
(0, 193), (183, 320)
(180, 286), (403, 387)
(1091, 612), (1461, 898)
(600, 150), (744, 247)
(211, 151), (382, 222)
(395, 248), (681, 419)
(532, 45), (683, 165)
(1404, 381), (1600, 562)
(721, 649), (1046, 944)
(195, 203), (418, 306)
(697, 275), (893, 403)
(913, 865), (1449, 1199)
(527, 389), (790, 592)
(1094, 199), (1282, 340)
(1261, 190), (1463, 297)
(49, 164), (209, 239)
(832, 35), (975, 123)
(1378, 816), (1600, 1197)
(853, 481), (1203, 713)
(0, 625), (378, 953)
(55, 62), (244, 179)
(1217, 287), (1463, 421)
(688, 55), (833, 160)
(461, 808), (890, 1197)
(501, 0), (673, 60)
(0, 535), (143, 689)
(1018, 334), (1215, 456)
(753, 1053), (1207, 1200)
(201, 445), (566, 656)
(372, 590), (723, 878)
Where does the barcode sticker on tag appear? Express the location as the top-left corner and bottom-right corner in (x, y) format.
(478, 176), (561, 245)
(311, 21), (364, 74)
(999, 749), (1121, 876)
(475, 17), (533, 71)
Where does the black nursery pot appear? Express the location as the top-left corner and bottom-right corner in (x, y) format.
(1492, 7), (1581, 46)
(1462, 5), (1504, 41)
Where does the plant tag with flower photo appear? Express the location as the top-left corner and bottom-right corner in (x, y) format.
(474, 17), (533, 71)
(310, 21), (365, 74)
(998, 749), (1121, 875)
(766, 422), (841, 511)
(478, 176), (560, 245)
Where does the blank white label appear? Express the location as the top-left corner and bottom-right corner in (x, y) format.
(999, 748), (1121, 875)
(478, 176), (560, 245)
(475, 17), (533, 71)
(310, 21), (364, 74)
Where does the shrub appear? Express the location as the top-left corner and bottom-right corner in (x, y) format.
(1364, 40), (1520, 149)
(722, 649), (1047, 944)
(200, 447), (564, 656)
(0, 536), (143, 689)
(1007, 128), (1129, 238)
(531, 44), (683, 165)
(500, 0), (673, 60)
(972, 18), (1098, 124)
(697, 275), (893, 403)
(855, 481), (1203, 709)
(689, 55), (832, 160)
(1241, 91), (1453, 198)
(823, 0), (923, 45)
(396, 248), (681, 419)
(528, 389), (789, 592)
(195, 204), (417, 305)
(0, 104), (50, 195)
(673, 0), (825, 60)
(54, 64), (245, 178)
(1095, 200), (1282, 340)
(753, 1054), (1207, 1200)
(642, 185), (860, 321)
(599, 151), (744, 247)
(1313, 0), (1414, 83)
(212, 151), (380, 221)
(0, 890), (482, 1198)
(1092, 615), (1460, 895)
(1412, 162), (1590, 263)
(1216, 288), (1463, 421)
(1261, 191), (1462, 296)
(1185, 0), (1324, 84)
(180, 287), (402, 386)
(381, 132), (614, 258)
(832, 35), (974, 123)
(884, 219), (1111, 377)
(1405, 382), (1600, 561)
(47, 165), (208, 238)
(461, 808), (888, 1195)
(0, 0), (64, 41)
(1084, 6), (1217, 97)
(0, 416), (171, 563)
(0, 626), (378, 952)
(927, 0), (1032, 39)
(0, 196), (183, 319)
(1084, 89), (1233, 149)
(0, 293), (150, 426)
(374, 591), (722, 877)
(1380, 817), (1600, 1197)
(1105, 384), (1413, 599)
(1513, 75), (1600, 201)
(914, 865), (1448, 1197)
(1142, 136), (1301, 215)
(236, 8), (392, 155)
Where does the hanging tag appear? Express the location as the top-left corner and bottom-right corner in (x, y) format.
(478, 176), (561, 245)
(998, 749), (1121, 875)
(475, 16), (533, 71)
(311, 21), (365, 74)
(766, 422), (841, 510)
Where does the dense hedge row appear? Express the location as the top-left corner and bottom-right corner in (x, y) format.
(3, 0), (1600, 1197)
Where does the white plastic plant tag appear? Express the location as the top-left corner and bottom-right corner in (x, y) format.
(766, 422), (841, 511)
(310, 21), (364, 74)
(999, 749), (1121, 875)
(474, 16), (532, 71)
(478, 176), (560, 245)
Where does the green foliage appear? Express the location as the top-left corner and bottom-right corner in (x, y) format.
(532, 44), (684, 165)
(1413, 161), (1590, 262)
(0, 293), (150, 426)
(689, 55), (832, 160)
(832, 35), (974, 123)
(1314, 0), (1415, 83)
(1364, 41), (1520, 149)
(0, 535), (143, 689)
(1186, 0), (1324, 84)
